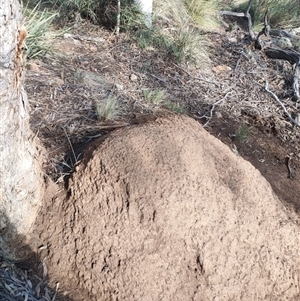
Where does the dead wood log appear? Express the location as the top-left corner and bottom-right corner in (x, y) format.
(220, 0), (300, 103)
(254, 11), (270, 49)
(219, 0), (255, 39)
(264, 48), (300, 101)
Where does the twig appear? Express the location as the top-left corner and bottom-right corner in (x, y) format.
(263, 81), (300, 126)
(196, 91), (233, 127)
(218, 11), (244, 17)
(151, 74), (167, 83)
(63, 127), (78, 166)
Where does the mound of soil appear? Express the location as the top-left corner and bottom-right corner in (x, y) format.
(35, 114), (300, 301)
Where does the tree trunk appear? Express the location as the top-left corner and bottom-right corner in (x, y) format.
(0, 0), (44, 261)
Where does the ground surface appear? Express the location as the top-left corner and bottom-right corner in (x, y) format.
(15, 19), (300, 300)
(26, 23), (300, 213)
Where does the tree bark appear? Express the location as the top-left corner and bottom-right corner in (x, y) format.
(0, 0), (45, 261)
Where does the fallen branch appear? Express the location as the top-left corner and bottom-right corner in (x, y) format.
(220, 0), (300, 102)
(263, 81), (300, 126)
(264, 48), (300, 101)
(254, 10), (270, 49)
(219, 0), (255, 39)
(195, 91), (233, 127)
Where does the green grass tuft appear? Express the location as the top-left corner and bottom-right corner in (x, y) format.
(235, 124), (253, 143)
(142, 88), (166, 105)
(23, 2), (59, 58)
(95, 96), (122, 121)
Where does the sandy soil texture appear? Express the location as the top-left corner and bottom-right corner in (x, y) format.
(34, 114), (300, 301)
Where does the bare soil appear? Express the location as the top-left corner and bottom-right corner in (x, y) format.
(21, 21), (300, 299)
(34, 115), (300, 301)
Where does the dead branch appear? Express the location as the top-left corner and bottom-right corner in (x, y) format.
(220, 0), (300, 103)
(263, 81), (300, 126)
(219, 0), (255, 39)
(264, 48), (300, 65)
(264, 48), (300, 101)
(255, 10), (270, 49)
(196, 91), (234, 127)
(244, 0), (255, 39)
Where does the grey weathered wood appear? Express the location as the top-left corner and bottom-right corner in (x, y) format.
(219, 0), (255, 39)
(264, 48), (300, 101)
(220, 0), (300, 102)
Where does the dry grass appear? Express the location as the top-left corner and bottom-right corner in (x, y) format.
(95, 96), (122, 121)
(150, 0), (211, 65)
(184, 0), (220, 30)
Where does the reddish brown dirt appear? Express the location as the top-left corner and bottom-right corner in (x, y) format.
(32, 114), (299, 301)
(208, 112), (300, 213)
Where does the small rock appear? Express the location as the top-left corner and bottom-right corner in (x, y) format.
(89, 44), (98, 52)
(130, 74), (138, 81)
(212, 65), (232, 74)
(215, 111), (222, 119)
(27, 62), (40, 72)
(228, 36), (237, 43)
(115, 83), (124, 91)
(272, 37), (293, 49)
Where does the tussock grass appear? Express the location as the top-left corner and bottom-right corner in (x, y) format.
(233, 0), (300, 28)
(235, 124), (253, 143)
(23, 1), (60, 58)
(95, 96), (122, 121)
(143, 88), (166, 105)
(134, 0), (210, 64)
(184, 0), (220, 30)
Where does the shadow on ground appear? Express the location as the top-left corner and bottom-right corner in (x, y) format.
(0, 211), (73, 301)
